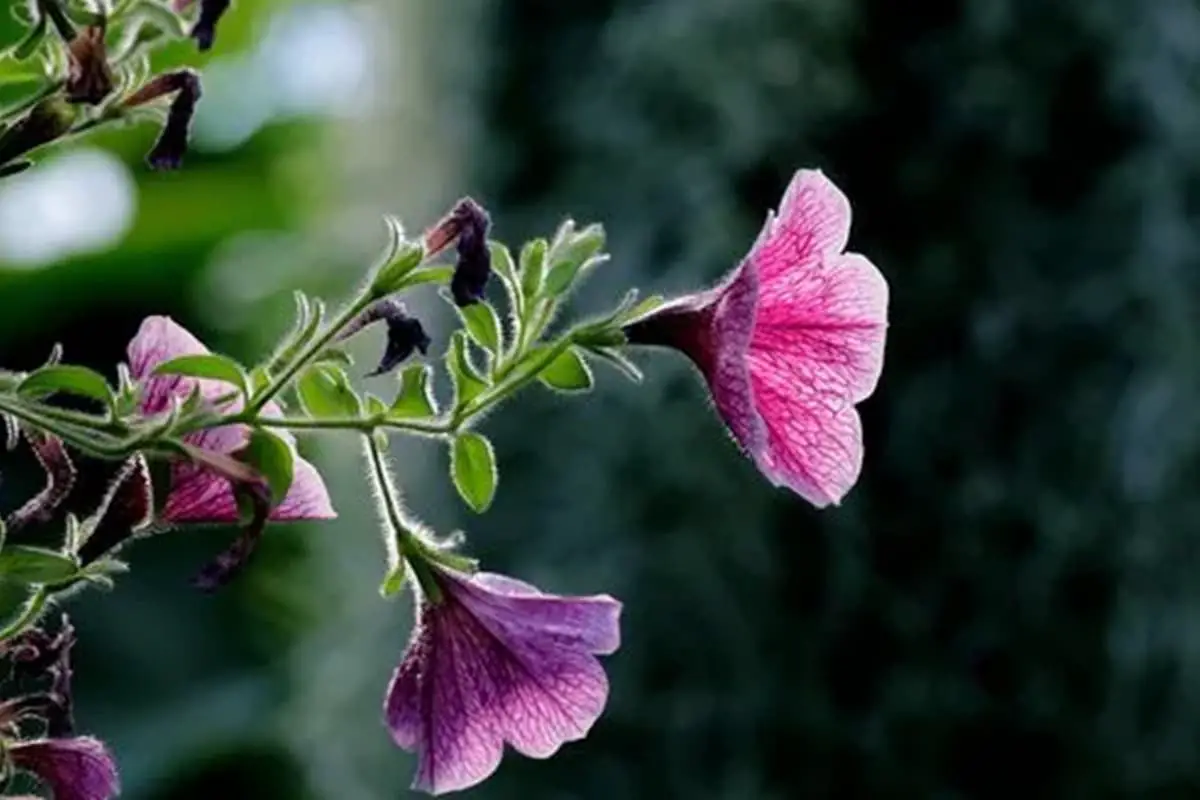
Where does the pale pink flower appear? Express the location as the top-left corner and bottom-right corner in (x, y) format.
(624, 169), (889, 506)
(10, 736), (119, 800)
(385, 566), (621, 795)
(127, 316), (335, 523)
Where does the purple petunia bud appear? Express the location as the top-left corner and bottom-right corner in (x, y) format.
(190, 0), (233, 51)
(339, 299), (431, 377)
(10, 736), (120, 800)
(65, 25), (114, 105)
(124, 70), (202, 171)
(423, 198), (491, 307)
(190, 482), (269, 592)
(6, 431), (76, 534)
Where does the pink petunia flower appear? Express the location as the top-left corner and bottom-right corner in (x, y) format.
(9, 736), (119, 800)
(385, 566), (622, 795)
(624, 169), (889, 507)
(126, 316), (335, 523)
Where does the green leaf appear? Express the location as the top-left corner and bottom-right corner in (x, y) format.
(618, 294), (666, 325)
(370, 215), (427, 297)
(0, 160), (32, 180)
(519, 239), (548, 300)
(544, 224), (607, 296)
(0, 546), (79, 585)
(388, 266), (454, 293)
(390, 363), (438, 418)
(239, 429), (294, 506)
(450, 432), (497, 513)
(457, 301), (503, 355)
(365, 393), (388, 418)
(297, 364), (362, 418)
(379, 564), (408, 598)
(489, 241), (522, 316)
(315, 348), (353, 367)
(585, 346), (644, 383)
(445, 332), (489, 408)
(154, 354), (249, 398)
(18, 365), (113, 405)
(539, 347), (594, 393)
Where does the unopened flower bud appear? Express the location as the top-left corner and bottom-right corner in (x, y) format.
(125, 70), (202, 170)
(424, 198), (492, 307)
(342, 299), (431, 377)
(65, 25), (114, 105)
(191, 0), (232, 52)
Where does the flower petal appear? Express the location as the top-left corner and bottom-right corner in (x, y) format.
(386, 570), (621, 794)
(748, 169), (852, 286)
(272, 453), (337, 520)
(453, 572), (622, 656)
(127, 316), (217, 415)
(11, 737), (119, 800)
(161, 450), (335, 524)
(707, 258), (768, 460)
(747, 266), (889, 505)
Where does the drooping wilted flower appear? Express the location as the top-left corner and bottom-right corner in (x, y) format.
(123, 71), (202, 170)
(338, 299), (431, 377)
(9, 736), (119, 800)
(64, 25), (114, 105)
(0, 98), (76, 167)
(126, 316), (334, 529)
(6, 430), (76, 533)
(424, 198), (492, 307)
(76, 455), (154, 566)
(623, 170), (889, 507)
(385, 565), (621, 794)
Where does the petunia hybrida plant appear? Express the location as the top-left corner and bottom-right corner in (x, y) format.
(0, 168), (887, 795)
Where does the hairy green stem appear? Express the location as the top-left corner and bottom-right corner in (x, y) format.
(0, 395), (128, 458)
(248, 294), (374, 415)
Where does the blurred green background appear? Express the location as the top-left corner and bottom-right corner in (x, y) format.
(4, 0), (1200, 797)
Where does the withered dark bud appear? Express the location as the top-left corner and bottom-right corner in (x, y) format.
(6, 431), (76, 534)
(191, 481), (269, 592)
(0, 694), (55, 732)
(125, 70), (202, 171)
(77, 455), (153, 566)
(423, 197), (492, 307)
(0, 98), (75, 167)
(44, 615), (75, 737)
(342, 299), (431, 377)
(65, 25), (114, 105)
(191, 0), (233, 51)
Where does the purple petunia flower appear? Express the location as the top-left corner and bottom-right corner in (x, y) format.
(126, 316), (335, 524)
(385, 566), (621, 795)
(623, 169), (889, 507)
(9, 736), (119, 800)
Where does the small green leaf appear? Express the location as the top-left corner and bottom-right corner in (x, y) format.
(365, 393), (388, 417)
(519, 239), (548, 300)
(445, 332), (489, 408)
(618, 294), (666, 325)
(0, 160), (32, 181)
(0, 546), (79, 585)
(489, 241), (522, 312)
(370, 216), (427, 297)
(457, 301), (503, 355)
(154, 354), (249, 398)
(585, 346), (644, 383)
(239, 429), (294, 506)
(390, 363), (438, 418)
(388, 266), (453, 294)
(539, 347), (594, 393)
(450, 432), (497, 513)
(297, 364), (362, 418)
(544, 224), (607, 296)
(315, 348), (353, 367)
(379, 564), (408, 598)
(18, 365), (113, 405)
